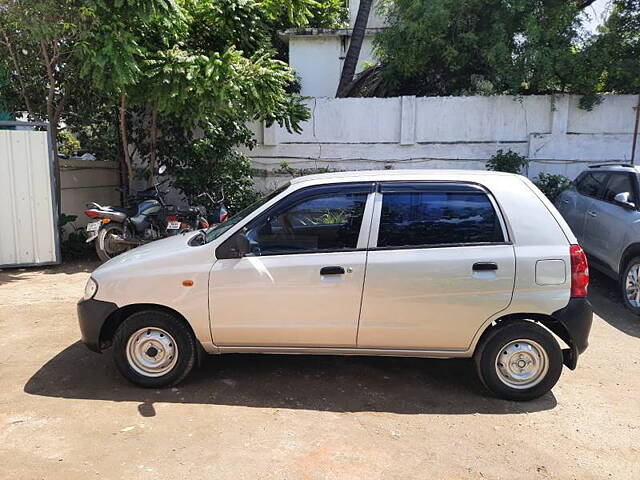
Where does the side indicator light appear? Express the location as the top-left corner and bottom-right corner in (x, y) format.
(182, 280), (194, 287)
(101, 218), (111, 224)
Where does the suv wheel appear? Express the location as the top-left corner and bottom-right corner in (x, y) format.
(621, 256), (640, 315)
(475, 321), (563, 401)
(113, 310), (197, 388)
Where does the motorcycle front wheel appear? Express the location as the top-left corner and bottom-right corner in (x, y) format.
(95, 224), (130, 262)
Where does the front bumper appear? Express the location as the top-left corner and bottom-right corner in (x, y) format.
(77, 298), (118, 352)
(550, 297), (593, 369)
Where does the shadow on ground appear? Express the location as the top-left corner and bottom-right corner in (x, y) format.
(0, 259), (100, 287)
(589, 270), (640, 338)
(25, 341), (557, 416)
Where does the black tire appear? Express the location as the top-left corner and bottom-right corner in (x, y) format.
(113, 310), (197, 388)
(95, 224), (130, 262)
(620, 256), (640, 315)
(474, 321), (563, 401)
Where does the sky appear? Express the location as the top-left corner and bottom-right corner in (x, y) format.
(583, 0), (612, 33)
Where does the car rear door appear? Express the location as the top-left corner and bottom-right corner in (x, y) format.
(209, 183), (375, 347)
(357, 182), (516, 351)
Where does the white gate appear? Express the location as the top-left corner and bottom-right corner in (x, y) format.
(0, 121), (60, 267)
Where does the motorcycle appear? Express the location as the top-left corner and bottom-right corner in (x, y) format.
(84, 166), (210, 261)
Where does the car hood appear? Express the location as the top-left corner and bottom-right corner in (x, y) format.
(92, 232), (200, 278)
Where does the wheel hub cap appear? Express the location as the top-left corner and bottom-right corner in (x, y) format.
(625, 264), (640, 307)
(126, 327), (178, 377)
(495, 339), (549, 389)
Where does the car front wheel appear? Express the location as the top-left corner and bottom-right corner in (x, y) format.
(475, 321), (563, 401)
(113, 309), (197, 388)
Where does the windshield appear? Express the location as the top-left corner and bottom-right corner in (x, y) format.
(204, 183), (290, 244)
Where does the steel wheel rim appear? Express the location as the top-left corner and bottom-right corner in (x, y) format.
(126, 327), (178, 377)
(495, 339), (548, 389)
(625, 264), (640, 308)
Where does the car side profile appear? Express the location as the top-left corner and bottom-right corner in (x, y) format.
(78, 170), (592, 401)
(555, 164), (640, 314)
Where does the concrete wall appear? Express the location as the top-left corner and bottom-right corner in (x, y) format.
(247, 94), (640, 192)
(60, 159), (120, 229)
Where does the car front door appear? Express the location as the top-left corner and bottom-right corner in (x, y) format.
(209, 183), (374, 347)
(357, 182), (516, 350)
(583, 172), (639, 272)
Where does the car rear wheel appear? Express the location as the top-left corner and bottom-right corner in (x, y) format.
(621, 256), (640, 315)
(113, 310), (197, 388)
(475, 321), (563, 401)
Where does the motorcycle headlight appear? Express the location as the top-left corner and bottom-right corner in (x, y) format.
(84, 277), (98, 300)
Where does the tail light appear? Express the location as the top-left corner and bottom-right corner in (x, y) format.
(84, 210), (100, 219)
(201, 220), (209, 228)
(570, 244), (589, 297)
(167, 215), (177, 222)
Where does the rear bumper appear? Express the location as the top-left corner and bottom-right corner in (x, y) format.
(551, 297), (593, 369)
(77, 298), (118, 352)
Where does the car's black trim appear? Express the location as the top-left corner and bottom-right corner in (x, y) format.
(77, 298), (118, 353)
(550, 297), (593, 369)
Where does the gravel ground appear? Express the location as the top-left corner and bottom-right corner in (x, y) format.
(1, 260), (639, 480)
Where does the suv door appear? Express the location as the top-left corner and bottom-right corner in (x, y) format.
(583, 172), (640, 272)
(557, 171), (608, 241)
(357, 182), (515, 350)
(210, 183), (374, 347)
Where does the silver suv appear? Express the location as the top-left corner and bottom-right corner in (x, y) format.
(78, 170), (592, 401)
(556, 164), (640, 314)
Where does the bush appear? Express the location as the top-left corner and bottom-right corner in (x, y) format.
(59, 213), (93, 260)
(533, 172), (572, 203)
(163, 121), (260, 214)
(486, 149), (529, 174)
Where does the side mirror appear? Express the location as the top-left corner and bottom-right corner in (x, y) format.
(216, 231), (251, 259)
(158, 165), (167, 175)
(614, 192), (636, 209)
(234, 232), (251, 256)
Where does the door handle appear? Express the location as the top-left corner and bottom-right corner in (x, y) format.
(472, 262), (498, 271)
(587, 211), (597, 217)
(320, 266), (345, 275)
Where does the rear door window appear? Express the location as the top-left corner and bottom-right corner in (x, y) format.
(576, 172), (609, 198)
(377, 184), (505, 248)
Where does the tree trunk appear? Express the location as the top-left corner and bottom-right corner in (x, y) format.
(40, 40), (62, 216)
(336, 0), (374, 97)
(119, 94), (133, 193)
(149, 105), (158, 186)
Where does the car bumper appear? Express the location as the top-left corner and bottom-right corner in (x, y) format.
(551, 297), (593, 369)
(77, 298), (118, 352)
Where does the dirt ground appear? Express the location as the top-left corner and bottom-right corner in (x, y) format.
(0, 261), (639, 480)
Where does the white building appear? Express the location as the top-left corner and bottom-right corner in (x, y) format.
(282, 0), (386, 97)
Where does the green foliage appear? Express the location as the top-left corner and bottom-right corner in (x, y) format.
(486, 149), (529, 174)
(161, 119), (260, 213)
(58, 130), (81, 156)
(533, 172), (573, 202)
(371, 0), (639, 101)
(319, 210), (346, 224)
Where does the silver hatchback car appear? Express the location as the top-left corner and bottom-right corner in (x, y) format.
(556, 164), (640, 314)
(78, 170), (592, 401)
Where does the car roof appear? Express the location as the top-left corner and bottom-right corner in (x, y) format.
(289, 169), (517, 186)
(585, 163), (640, 174)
